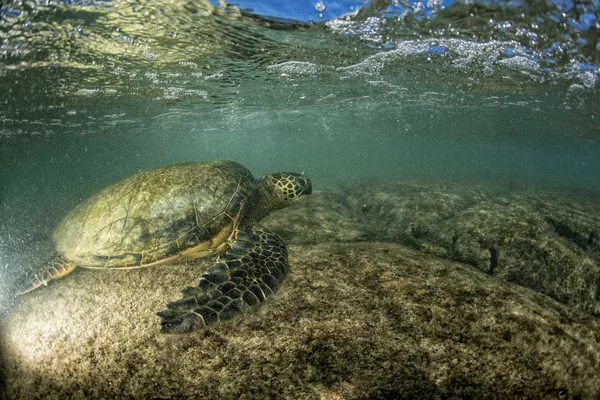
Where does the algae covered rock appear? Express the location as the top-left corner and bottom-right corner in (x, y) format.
(344, 181), (600, 316)
(2, 242), (599, 399)
(262, 186), (367, 245)
(343, 181), (501, 252)
(3, 180), (600, 399)
(534, 190), (600, 253)
(442, 193), (600, 315)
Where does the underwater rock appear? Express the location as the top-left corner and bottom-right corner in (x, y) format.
(262, 187), (367, 245)
(533, 190), (600, 253)
(344, 182), (600, 316)
(343, 181), (501, 251)
(2, 242), (599, 399)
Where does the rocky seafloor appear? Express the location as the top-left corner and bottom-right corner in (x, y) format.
(1, 180), (600, 399)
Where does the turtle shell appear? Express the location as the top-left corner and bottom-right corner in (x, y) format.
(53, 161), (257, 269)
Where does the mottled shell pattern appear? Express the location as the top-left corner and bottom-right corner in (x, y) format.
(54, 161), (256, 269)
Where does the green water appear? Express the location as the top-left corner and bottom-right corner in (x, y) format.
(1, 0), (599, 312)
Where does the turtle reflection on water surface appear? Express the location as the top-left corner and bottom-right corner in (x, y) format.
(18, 160), (312, 333)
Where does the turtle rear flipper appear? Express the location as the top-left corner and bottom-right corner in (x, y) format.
(17, 255), (77, 295)
(157, 229), (289, 333)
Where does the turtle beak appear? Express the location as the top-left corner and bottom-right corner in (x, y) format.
(294, 174), (312, 196)
(302, 180), (312, 195)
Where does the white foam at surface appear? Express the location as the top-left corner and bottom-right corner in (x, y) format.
(267, 61), (318, 77)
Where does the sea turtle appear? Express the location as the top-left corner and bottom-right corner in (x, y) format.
(18, 160), (312, 333)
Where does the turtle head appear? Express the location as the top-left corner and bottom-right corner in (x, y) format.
(261, 172), (312, 210)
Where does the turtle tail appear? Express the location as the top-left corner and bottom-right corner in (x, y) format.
(157, 229), (289, 333)
(16, 255), (77, 295)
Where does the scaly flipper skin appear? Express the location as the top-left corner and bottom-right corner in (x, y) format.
(17, 255), (77, 295)
(157, 229), (288, 333)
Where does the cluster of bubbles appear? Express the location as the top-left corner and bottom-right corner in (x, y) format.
(326, 0), (599, 78)
(315, 1), (326, 18)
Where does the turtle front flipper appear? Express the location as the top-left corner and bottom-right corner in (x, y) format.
(17, 255), (77, 295)
(157, 229), (288, 333)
